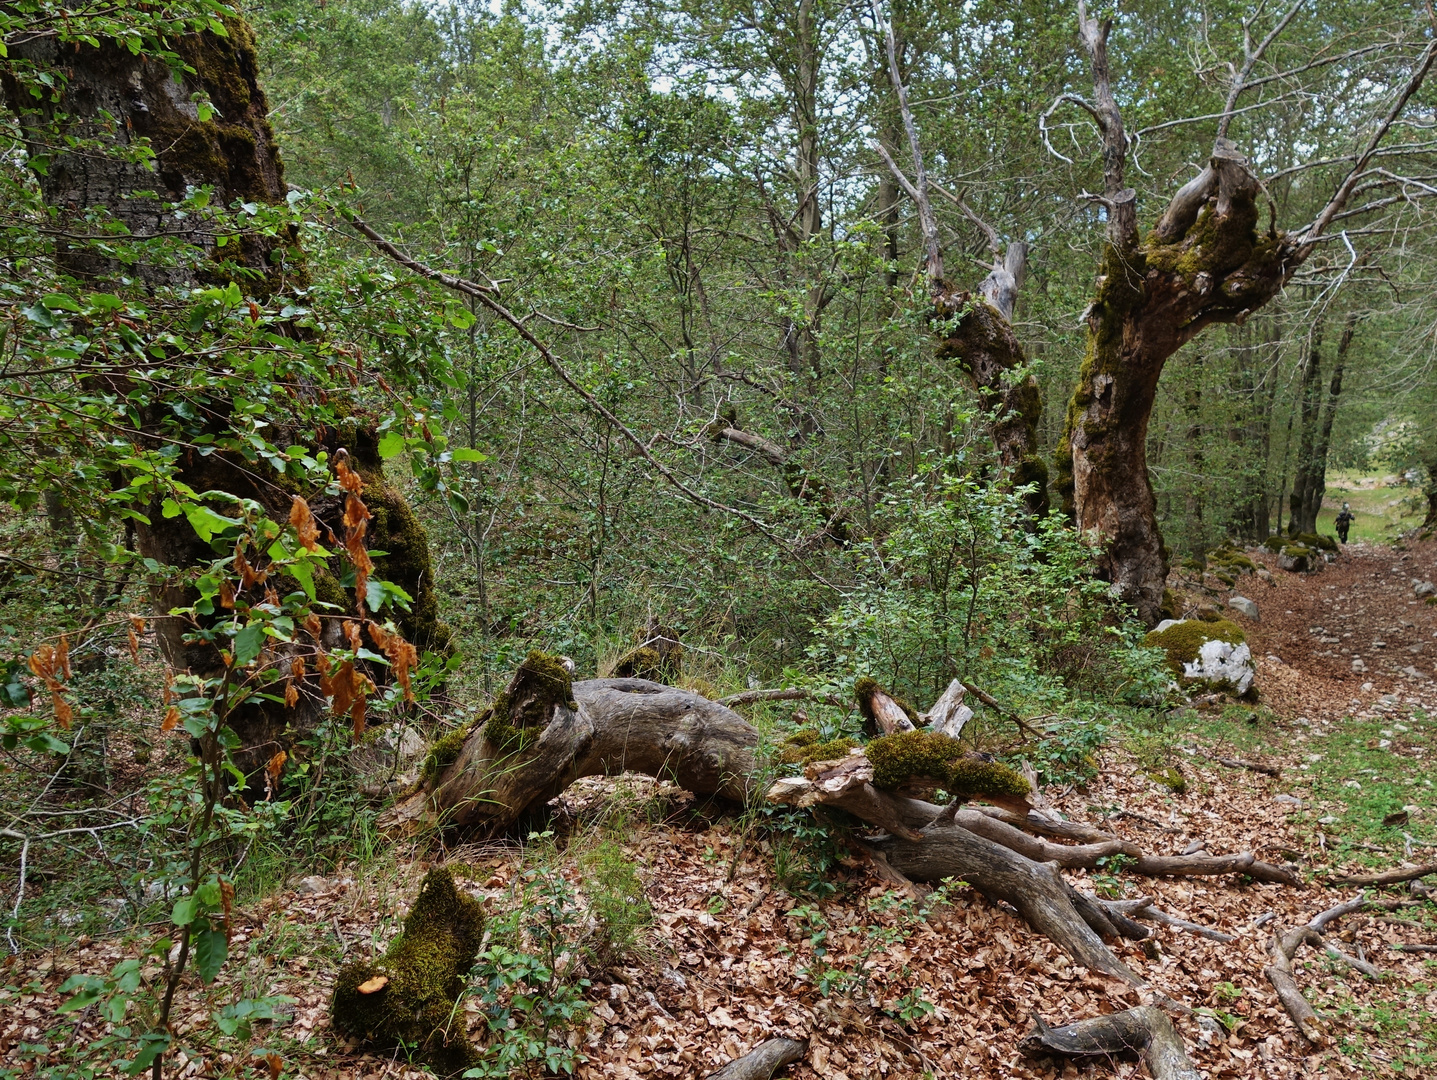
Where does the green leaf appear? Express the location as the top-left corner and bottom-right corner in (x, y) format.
(161, 498), (183, 519)
(288, 559), (315, 600)
(171, 895), (198, 927)
(41, 292), (82, 312)
(21, 304), (56, 328)
(232, 624), (265, 666)
(194, 927), (228, 983)
(377, 430), (405, 459)
(365, 577), (387, 612)
(122, 1031), (170, 1074)
(183, 504), (241, 543)
(23, 732), (70, 755)
(451, 448), (487, 463)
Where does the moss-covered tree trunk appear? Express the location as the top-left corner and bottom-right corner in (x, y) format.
(5, 21), (447, 776)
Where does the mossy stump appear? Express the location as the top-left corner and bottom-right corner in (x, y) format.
(481, 650), (577, 754)
(331, 868), (485, 1075)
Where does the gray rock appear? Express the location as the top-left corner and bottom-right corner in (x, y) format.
(1273, 793), (1303, 807)
(1351, 658), (1367, 673)
(1152, 618), (1182, 634)
(1414, 581), (1436, 599)
(1277, 548), (1310, 572)
(295, 875), (329, 896)
(1256, 568), (1275, 585)
(1183, 638), (1255, 696)
(1228, 596), (1259, 620)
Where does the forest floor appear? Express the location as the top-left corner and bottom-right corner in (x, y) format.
(4, 543), (1437, 1080)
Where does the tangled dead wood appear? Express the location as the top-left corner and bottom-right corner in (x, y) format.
(383, 657), (1311, 1072)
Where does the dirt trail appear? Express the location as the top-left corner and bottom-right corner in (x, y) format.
(1223, 536), (1437, 721)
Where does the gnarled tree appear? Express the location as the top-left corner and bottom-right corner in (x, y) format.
(1051, 2), (1437, 623)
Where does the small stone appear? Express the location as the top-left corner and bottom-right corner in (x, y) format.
(1228, 596), (1259, 620)
(1319, 815), (1339, 824)
(1414, 581), (1436, 599)
(1361, 682), (1374, 692)
(1273, 794), (1303, 807)
(296, 875), (329, 896)
(1352, 658), (1367, 673)
(1344, 780), (1362, 789)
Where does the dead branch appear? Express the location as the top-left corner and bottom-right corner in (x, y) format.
(1265, 925), (1326, 1044)
(705, 1037), (808, 1080)
(1330, 862), (1437, 887)
(1098, 897), (1237, 943)
(1020, 1005), (1200, 1080)
(1200, 752), (1281, 777)
(718, 687), (848, 710)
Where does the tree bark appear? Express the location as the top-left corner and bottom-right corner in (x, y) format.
(706, 423), (848, 544)
(932, 243), (1050, 517)
(1291, 314), (1354, 535)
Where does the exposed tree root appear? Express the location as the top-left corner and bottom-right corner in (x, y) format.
(704, 1037), (808, 1079)
(1020, 1006), (1200, 1080)
(1264, 894), (1378, 1045)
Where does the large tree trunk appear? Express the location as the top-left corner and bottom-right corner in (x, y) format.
(1051, 3), (1435, 624)
(1055, 143), (1294, 624)
(6, 22), (448, 776)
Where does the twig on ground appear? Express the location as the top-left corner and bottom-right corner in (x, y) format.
(1331, 861), (1437, 886)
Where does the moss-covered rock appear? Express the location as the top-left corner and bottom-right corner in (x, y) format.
(866, 730), (1029, 801)
(330, 868), (485, 1075)
(1292, 531), (1337, 553)
(1143, 618), (1245, 677)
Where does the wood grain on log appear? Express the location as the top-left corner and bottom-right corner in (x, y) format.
(384, 678), (758, 836)
(705, 1037), (808, 1080)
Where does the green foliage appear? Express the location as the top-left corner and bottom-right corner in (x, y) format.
(578, 841), (654, 964)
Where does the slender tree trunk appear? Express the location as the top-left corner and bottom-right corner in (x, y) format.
(1303, 313), (1355, 534)
(1288, 324), (1324, 535)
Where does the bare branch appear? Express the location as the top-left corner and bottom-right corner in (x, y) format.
(1217, 0), (1307, 142)
(930, 181), (1001, 255)
(871, 0), (942, 284)
(347, 217), (841, 581)
(1075, 0), (1136, 246)
(1301, 36), (1437, 246)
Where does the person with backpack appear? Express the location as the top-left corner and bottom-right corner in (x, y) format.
(1335, 502), (1355, 543)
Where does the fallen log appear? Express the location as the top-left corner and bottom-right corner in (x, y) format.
(705, 1037), (808, 1080)
(382, 655), (759, 836)
(719, 687), (848, 710)
(1133, 851), (1297, 885)
(1020, 1006), (1200, 1080)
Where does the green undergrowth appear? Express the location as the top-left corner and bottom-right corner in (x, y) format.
(1187, 705), (1437, 871)
(1329, 978), (1437, 1075)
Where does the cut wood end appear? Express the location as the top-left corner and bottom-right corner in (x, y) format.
(357, 975), (389, 994)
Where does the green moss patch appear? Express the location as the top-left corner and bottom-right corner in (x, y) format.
(778, 728), (858, 767)
(866, 730), (1028, 800)
(482, 651), (576, 754)
(420, 724), (472, 784)
(1292, 531), (1338, 553)
(1143, 619), (1245, 677)
(330, 867), (485, 1075)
